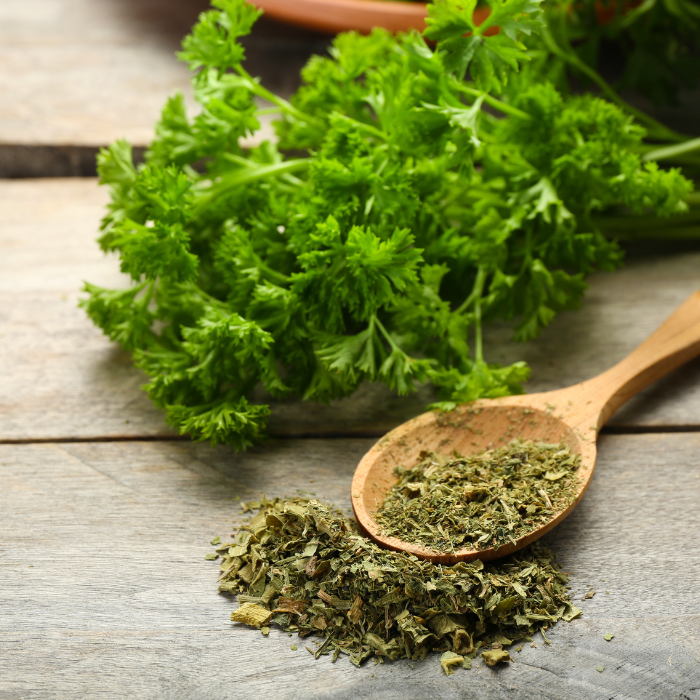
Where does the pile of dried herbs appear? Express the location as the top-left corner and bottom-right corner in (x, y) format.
(375, 440), (580, 553)
(208, 497), (581, 672)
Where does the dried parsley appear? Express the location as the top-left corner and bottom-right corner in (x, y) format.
(209, 496), (582, 672)
(375, 440), (580, 553)
(230, 602), (272, 628)
(481, 648), (512, 666)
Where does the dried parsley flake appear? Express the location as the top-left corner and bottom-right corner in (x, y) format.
(481, 648), (512, 666)
(209, 496), (582, 673)
(375, 440), (580, 553)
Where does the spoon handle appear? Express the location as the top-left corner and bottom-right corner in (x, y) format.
(576, 290), (700, 429)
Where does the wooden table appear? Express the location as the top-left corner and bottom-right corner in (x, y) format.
(1, 2), (699, 698)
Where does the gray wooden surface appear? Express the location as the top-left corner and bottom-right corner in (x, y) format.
(1, 435), (699, 699)
(0, 0), (328, 176)
(2, 1), (700, 699)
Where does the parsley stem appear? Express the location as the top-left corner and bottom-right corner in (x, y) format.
(455, 84), (530, 121)
(374, 315), (399, 352)
(196, 159), (311, 210)
(472, 267), (486, 364)
(455, 288), (477, 316)
(540, 27), (686, 143)
(258, 262), (290, 286)
(642, 137), (700, 163)
(353, 121), (388, 142)
(235, 66), (318, 126)
(596, 208), (700, 236)
(239, 66), (385, 142)
(178, 282), (230, 311)
(604, 225), (700, 240)
(141, 281), (155, 309)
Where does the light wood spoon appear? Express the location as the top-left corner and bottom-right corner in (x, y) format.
(351, 290), (700, 564)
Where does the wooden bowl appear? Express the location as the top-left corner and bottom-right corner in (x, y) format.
(252, 0), (631, 36)
(252, 0), (488, 35)
(252, 0), (427, 34)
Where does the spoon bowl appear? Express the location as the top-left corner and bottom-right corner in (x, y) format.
(352, 291), (700, 564)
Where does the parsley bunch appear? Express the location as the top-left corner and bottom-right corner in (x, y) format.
(82, 0), (693, 449)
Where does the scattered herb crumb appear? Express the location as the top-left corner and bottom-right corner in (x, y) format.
(210, 537), (221, 545)
(441, 651), (465, 675)
(481, 649), (512, 666)
(204, 552), (218, 560)
(291, 644), (297, 651)
(230, 603), (272, 629)
(581, 590), (596, 600)
(603, 634), (614, 641)
(596, 665), (605, 673)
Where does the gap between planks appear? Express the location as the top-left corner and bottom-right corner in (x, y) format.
(3, 422), (700, 445)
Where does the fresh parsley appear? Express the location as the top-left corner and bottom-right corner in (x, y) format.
(82, 0), (695, 449)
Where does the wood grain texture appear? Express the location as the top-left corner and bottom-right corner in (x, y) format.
(3, 178), (700, 441)
(0, 178), (172, 439)
(0, 0), (202, 145)
(0, 0), (328, 175)
(0, 434), (698, 699)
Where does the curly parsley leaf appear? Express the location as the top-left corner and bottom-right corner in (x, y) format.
(178, 0), (261, 74)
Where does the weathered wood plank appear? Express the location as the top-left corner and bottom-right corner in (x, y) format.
(2, 177), (700, 441)
(0, 434), (698, 699)
(0, 0), (328, 176)
(1, 0), (696, 178)
(0, 0), (200, 150)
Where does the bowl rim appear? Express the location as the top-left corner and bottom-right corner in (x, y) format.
(253, 0), (429, 35)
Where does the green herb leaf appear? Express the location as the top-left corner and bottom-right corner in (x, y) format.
(425, 0), (544, 91)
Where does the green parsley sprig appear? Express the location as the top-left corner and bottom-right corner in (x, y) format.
(82, 0), (694, 449)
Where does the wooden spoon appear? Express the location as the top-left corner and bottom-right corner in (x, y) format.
(351, 290), (700, 564)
